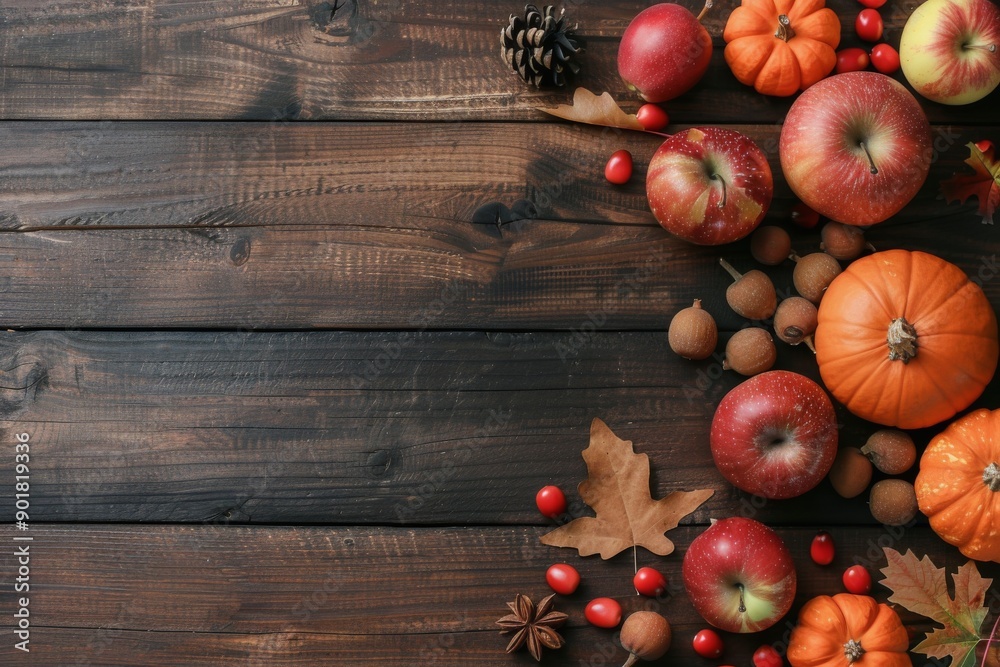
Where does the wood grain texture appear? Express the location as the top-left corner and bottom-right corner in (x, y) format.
(0, 0), (997, 123)
(0, 524), (996, 666)
(0, 122), (996, 329)
(0, 329), (993, 526)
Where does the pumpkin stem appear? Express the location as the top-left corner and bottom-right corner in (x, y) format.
(985, 462), (1000, 492)
(887, 317), (917, 364)
(775, 14), (795, 42)
(696, 0), (713, 22)
(843, 639), (866, 664)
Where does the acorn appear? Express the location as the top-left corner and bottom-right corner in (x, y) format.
(723, 328), (776, 376)
(773, 297), (818, 351)
(719, 258), (777, 320)
(620, 611), (672, 667)
(829, 447), (873, 499)
(750, 225), (792, 266)
(668, 300), (718, 360)
(862, 430), (917, 475)
(792, 252), (842, 303)
(869, 479), (919, 526)
(821, 221), (875, 261)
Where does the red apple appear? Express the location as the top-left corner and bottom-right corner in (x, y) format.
(779, 71), (932, 226)
(647, 127), (773, 245)
(682, 517), (797, 633)
(617, 1), (713, 103)
(900, 0), (1000, 105)
(710, 370), (838, 499)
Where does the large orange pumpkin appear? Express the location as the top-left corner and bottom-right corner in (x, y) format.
(787, 594), (909, 667)
(815, 250), (998, 429)
(916, 408), (1000, 562)
(723, 0), (840, 97)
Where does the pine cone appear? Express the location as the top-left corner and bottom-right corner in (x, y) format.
(501, 5), (581, 87)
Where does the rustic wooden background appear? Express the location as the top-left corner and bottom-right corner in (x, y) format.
(0, 0), (998, 665)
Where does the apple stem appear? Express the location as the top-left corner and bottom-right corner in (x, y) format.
(696, 0), (713, 22)
(858, 141), (879, 175)
(736, 584), (746, 614)
(712, 173), (728, 208)
(965, 43), (997, 53)
(719, 258), (743, 283)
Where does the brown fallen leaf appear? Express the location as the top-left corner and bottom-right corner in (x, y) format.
(540, 418), (713, 559)
(879, 547), (993, 667)
(538, 87), (645, 132)
(941, 140), (1000, 225)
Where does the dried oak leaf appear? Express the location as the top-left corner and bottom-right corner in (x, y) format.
(538, 87), (644, 131)
(880, 547), (993, 667)
(540, 418), (713, 559)
(942, 140), (1000, 225)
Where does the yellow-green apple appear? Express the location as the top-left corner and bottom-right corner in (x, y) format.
(779, 71), (932, 226)
(618, 1), (713, 103)
(647, 127), (773, 245)
(710, 370), (838, 499)
(682, 517), (797, 633)
(900, 0), (1000, 105)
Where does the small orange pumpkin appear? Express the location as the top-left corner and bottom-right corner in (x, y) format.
(788, 594), (909, 667)
(723, 0), (840, 97)
(916, 408), (1000, 562)
(815, 250), (999, 429)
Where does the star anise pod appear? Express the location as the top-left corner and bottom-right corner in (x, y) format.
(496, 593), (567, 661)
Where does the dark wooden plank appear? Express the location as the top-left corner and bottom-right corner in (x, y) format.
(0, 121), (996, 328)
(0, 524), (996, 666)
(0, 329), (994, 526)
(0, 0), (996, 123)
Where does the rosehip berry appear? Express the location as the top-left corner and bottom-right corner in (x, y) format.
(605, 149), (633, 185)
(633, 566), (667, 597)
(584, 597), (623, 628)
(870, 43), (900, 74)
(545, 563), (580, 595)
(692, 628), (725, 659)
(810, 531), (836, 566)
(535, 485), (567, 519)
(836, 47), (871, 74)
(843, 565), (873, 594)
(790, 201), (820, 228)
(753, 644), (784, 667)
(858, 0), (886, 7)
(636, 103), (669, 131)
(855, 8), (884, 42)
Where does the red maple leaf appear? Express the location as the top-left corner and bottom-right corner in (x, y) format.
(942, 140), (1000, 225)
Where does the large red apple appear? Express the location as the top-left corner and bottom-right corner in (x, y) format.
(682, 517), (797, 633)
(710, 370), (837, 499)
(900, 0), (1000, 105)
(617, 2), (713, 103)
(647, 127), (773, 245)
(779, 71), (932, 226)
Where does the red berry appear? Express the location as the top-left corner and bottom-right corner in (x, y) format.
(692, 628), (725, 659)
(633, 566), (667, 597)
(584, 597), (622, 628)
(636, 103), (669, 131)
(810, 531), (836, 566)
(545, 563), (580, 595)
(535, 485), (567, 519)
(790, 201), (820, 228)
(753, 644), (784, 667)
(976, 140), (994, 153)
(870, 43), (900, 74)
(605, 149), (633, 185)
(843, 565), (873, 594)
(836, 47), (871, 74)
(855, 9), (884, 42)
(858, 0), (886, 7)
